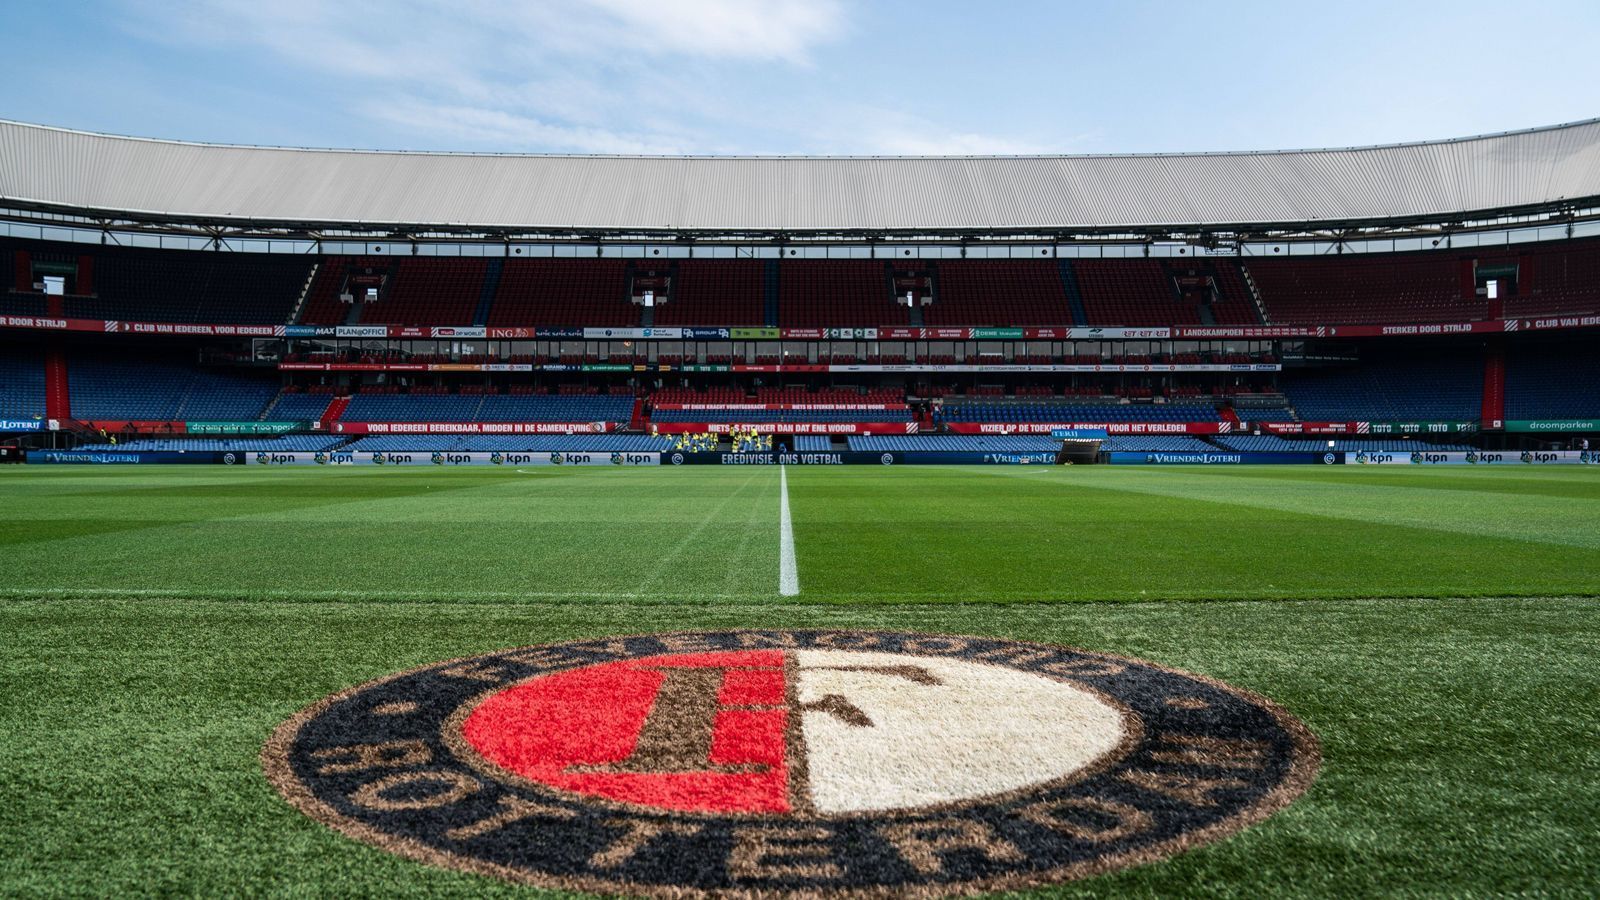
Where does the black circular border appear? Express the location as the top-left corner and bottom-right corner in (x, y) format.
(263, 630), (1321, 898)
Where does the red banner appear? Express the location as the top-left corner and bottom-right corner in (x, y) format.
(652, 403), (907, 411)
(943, 422), (1232, 434)
(1260, 421), (1363, 435)
(650, 422), (918, 435)
(332, 421), (614, 435)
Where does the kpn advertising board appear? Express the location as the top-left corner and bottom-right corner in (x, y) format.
(225, 451), (661, 466)
(1345, 450), (1599, 465)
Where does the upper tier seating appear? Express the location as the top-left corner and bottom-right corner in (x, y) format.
(1, 239), (311, 324)
(1505, 342), (1600, 418)
(1279, 350), (1483, 421)
(299, 257), (387, 325)
(357, 257), (486, 326)
(653, 260), (765, 326)
(779, 260), (904, 327)
(924, 261), (1071, 326)
(0, 345), (46, 419)
(1207, 260), (1264, 325)
(1506, 239), (1600, 317)
(490, 259), (636, 327)
(939, 402), (1220, 422)
(1247, 253), (1480, 324)
(1073, 259), (1190, 326)
(6, 238), (1600, 328)
(68, 354), (278, 420)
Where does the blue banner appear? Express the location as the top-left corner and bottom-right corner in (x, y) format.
(1108, 451), (1344, 465)
(0, 419), (45, 432)
(30, 450), (223, 464)
(1050, 428), (1109, 440)
(282, 325), (337, 337)
(682, 327), (733, 340)
(661, 451), (1059, 466)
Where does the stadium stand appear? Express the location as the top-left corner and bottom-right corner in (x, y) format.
(341, 434), (671, 453)
(299, 256), (387, 325)
(340, 392), (633, 423)
(1279, 349), (1483, 421)
(1507, 239), (1600, 317)
(490, 259), (636, 327)
(849, 435), (1061, 452)
(938, 401), (1221, 423)
(1505, 342), (1600, 418)
(924, 261), (1071, 326)
(1073, 259), (1190, 326)
(67, 353), (278, 421)
(356, 257), (487, 326)
(779, 260), (904, 327)
(0, 240), (312, 324)
(846, 434), (1220, 452)
(653, 260), (765, 326)
(1247, 252), (1481, 324)
(1214, 436), (1477, 452)
(1098, 435), (1223, 452)
(264, 392), (336, 422)
(790, 436), (832, 451)
(651, 408), (913, 423)
(5, 238), (1600, 329)
(75, 435), (348, 452)
(0, 344), (46, 420)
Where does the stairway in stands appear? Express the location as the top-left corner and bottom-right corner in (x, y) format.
(322, 396), (352, 424)
(472, 259), (503, 326)
(44, 344), (70, 422)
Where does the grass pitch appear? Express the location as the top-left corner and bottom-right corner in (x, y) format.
(2, 465), (1598, 603)
(1, 464), (1597, 896)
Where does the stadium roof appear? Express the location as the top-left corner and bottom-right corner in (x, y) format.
(2, 118), (1600, 237)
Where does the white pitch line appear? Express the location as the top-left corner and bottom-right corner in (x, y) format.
(779, 464), (800, 596)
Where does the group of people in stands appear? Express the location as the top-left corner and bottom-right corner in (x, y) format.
(670, 432), (719, 453)
(729, 428), (772, 454)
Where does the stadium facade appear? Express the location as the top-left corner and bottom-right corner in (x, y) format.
(1, 118), (1597, 465)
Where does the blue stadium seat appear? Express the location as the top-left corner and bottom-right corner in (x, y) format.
(0, 345), (46, 420)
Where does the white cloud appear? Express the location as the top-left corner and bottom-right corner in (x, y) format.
(367, 100), (690, 155)
(581, 0), (845, 64)
(110, 0), (1051, 157)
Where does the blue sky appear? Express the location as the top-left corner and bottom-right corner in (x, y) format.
(4, 0), (1598, 156)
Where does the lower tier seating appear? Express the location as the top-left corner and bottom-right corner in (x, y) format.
(68, 353), (278, 421)
(1279, 350), (1483, 421)
(1214, 436), (1476, 452)
(0, 345), (46, 419)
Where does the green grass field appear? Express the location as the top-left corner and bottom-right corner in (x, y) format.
(2, 465), (1598, 896)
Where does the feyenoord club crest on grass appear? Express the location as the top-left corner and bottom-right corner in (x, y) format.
(263, 631), (1319, 896)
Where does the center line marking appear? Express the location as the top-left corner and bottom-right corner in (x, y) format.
(779, 464), (800, 596)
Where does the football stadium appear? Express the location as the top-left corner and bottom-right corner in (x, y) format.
(2, 8), (1599, 896)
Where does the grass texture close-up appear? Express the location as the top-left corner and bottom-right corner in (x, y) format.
(1, 465), (1597, 897)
